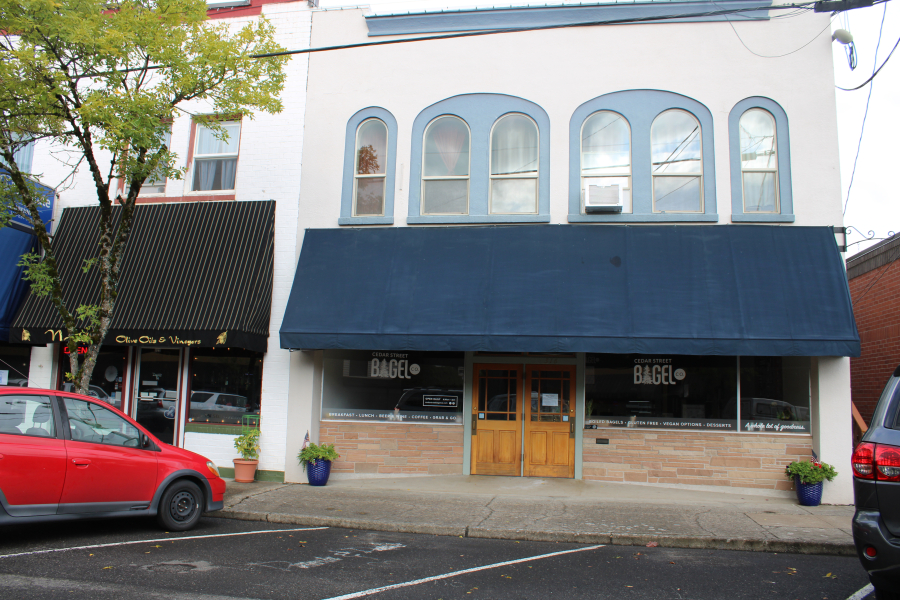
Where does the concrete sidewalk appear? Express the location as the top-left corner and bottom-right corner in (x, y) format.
(217, 475), (855, 556)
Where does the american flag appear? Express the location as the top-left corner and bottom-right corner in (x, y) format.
(302, 431), (310, 451)
(811, 450), (821, 466)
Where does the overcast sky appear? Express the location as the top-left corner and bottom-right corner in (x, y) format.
(319, 1), (897, 257)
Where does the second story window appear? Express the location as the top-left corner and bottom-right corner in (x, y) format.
(581, 111), (631, 213)
(651, 109), (703, 213)
(422, 116), (470, 215)
(353, 118), (388, 216)
(739, 108), (778, 213)
(12, 139), (35, 174)
(192, 120), (240, 192)
(141, 127), (171, 195)
(490, 114), (539, 214)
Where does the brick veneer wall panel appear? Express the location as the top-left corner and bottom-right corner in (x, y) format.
(320, 422), (464, 476)
(583, 430), (812, 490)
(849, 262), (900, 423)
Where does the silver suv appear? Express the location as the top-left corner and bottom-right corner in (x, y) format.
(852, 364), (900, 600)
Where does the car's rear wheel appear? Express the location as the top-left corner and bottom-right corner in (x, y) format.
(156, 480), (204, 531)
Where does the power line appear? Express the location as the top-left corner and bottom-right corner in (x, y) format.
(836, 33), (900, 90)
(251, 2), (823, 59)
(843, 2), (887, 216)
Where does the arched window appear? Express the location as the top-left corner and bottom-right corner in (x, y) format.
(739, 109), (778, 213)
(580, 111), (631, 213)
(489, 114), (539, 214)
(353, 118), (388, 216)
(651, 110), (703, 213)
(422, 116), (470, 215)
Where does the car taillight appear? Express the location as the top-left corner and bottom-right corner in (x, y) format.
(853, 442), (876, 479)
(875, 444), (900, 482)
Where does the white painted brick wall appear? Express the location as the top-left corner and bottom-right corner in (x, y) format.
(184, 432), (240, 471)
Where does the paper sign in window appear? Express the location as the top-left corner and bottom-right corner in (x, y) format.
(541, 393), (559, 407)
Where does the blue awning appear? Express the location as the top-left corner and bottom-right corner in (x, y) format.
(0, 227), (39, 342)
(1, 181), (53, 343)
(280, 225), (860, 357)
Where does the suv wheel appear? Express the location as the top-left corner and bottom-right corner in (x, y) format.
(156, 480), (204, 531)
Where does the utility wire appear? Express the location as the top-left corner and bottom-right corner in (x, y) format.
(843, 2), (887, 216)
(836, 33), (900, 90)
(251, 2), (822, 58)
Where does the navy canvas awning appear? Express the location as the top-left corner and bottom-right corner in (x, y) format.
(280, 225), (860, 357)
(1, 181), (54, 343)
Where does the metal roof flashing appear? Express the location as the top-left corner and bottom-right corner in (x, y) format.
(363, 0), (772, 36)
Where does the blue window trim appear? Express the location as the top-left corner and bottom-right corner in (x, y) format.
(408, 94), (551, 224)
(365, 1), (772, 37)
(339, 107), (398, 226)
(728, 97), (794, 223)
(568, 89), (718, 223)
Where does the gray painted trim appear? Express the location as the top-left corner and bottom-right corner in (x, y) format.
(340, 108), (398, 226)
(574, 353), (584, 480)
(568, 90), (717, 222)
(408, 215), (551, 224)
(728, 97), (794, 221)
(569, 213), (719, 223)
(462, 351), (474, 475)
(365, 1), (772, 37)
(408, 94), (551, 224)
(338, 216), (394, 225)
(731, 213), (795, 223)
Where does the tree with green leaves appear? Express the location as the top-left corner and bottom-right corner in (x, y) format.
(0, 0), (287, 393)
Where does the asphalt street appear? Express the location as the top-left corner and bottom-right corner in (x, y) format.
(0, 516), (875, 600)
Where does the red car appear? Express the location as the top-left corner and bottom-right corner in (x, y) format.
(0, 387), (225, 531)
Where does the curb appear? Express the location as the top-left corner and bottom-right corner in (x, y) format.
(215, 510), (856, 556)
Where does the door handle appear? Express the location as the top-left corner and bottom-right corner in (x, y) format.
(72, 459), (91, 467)
(570, 420), (575, 438)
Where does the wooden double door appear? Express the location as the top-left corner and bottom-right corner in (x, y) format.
(471, 364), (576, 478)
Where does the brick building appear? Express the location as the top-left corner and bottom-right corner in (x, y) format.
(847, 235), (900, 426)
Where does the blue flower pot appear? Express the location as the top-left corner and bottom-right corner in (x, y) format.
(307, 459), (332, 486)
(794, 476), (823, 506)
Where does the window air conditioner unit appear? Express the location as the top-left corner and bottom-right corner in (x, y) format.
(584, 179), (624, 213)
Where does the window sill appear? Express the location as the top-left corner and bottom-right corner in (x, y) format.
(408, 214), (551, 224)
(338, 216), (394, 226)
(731, 213), (795, 223)
(137, 194), (236, 204)
(568, 213), (719, 223)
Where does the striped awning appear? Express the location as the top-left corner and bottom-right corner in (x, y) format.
(10, 200), (274, 352)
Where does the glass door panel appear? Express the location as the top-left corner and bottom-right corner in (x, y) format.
(134, 349), (180, 445)
(524, 366), (575, 478)
(472, 365), (523, 476)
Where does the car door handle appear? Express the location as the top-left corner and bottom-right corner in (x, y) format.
(72, 459), (91, 467)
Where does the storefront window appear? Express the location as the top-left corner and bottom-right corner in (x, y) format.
(59, 346), (128, 410)
(740, 356), (810, 433)
(585, 354), (738, 431)
(0, 344), (31, 387)
(189, 348), (263, 427)
(322, 350), (464, 424)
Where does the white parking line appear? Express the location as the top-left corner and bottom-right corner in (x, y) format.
(846, 584), (874, 600)
(320, 544), (606, 600)
(0, 527), (328, 559)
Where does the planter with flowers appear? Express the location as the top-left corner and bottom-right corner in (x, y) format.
(785, 458), (838, 506)
(298, 443), (340, 486)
